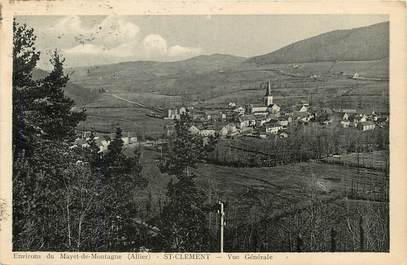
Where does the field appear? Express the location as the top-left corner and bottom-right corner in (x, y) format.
(78, 93), (175, 137)
(322, 150), (388, 171)
(132, 148), (388, 251)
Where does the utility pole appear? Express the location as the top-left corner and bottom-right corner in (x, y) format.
(218, 201), (225, 253)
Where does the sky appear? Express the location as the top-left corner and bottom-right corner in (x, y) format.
(16, 15), (388, 70)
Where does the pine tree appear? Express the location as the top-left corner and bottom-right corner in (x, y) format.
(158, 112), (215, 251)
(13, 20), (86, 156)
(13, 20), (41, 156)
(33, 50), (86, 141)
(106, 127), (124, 162)
(159, 113), (207, 176)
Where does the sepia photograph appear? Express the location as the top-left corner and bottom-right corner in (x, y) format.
(9, 14), (392, 253)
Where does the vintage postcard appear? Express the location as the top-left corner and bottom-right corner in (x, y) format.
(0, 0), (406, 264)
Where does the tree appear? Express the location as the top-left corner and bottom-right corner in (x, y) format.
(93, 127), (148, 250)
(159, 113), (207, 176)
(12, 20), (150, 251)
(13, 20), (86, 156)
(158, 112), (216, 251)
(32, 50), (86, 141)
(13, 19), (41, 156)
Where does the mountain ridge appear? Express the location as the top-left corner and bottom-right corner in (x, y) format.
(246, 22), (389, 65)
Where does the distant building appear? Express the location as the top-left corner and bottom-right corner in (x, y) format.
(239, 115), (257, 128)
(188, 125), (200, 135)
(267, 104), (281, 114)
(299, 104), (309, 113)
(251, 104), (268, 113)
(219, 124), (239, 137)
(179, 107), (187, 115)
(200, 129), (216, 137)
(122, 137), (130, 145)
(340, 120), (351, 128)
(166, 109), (178, 119)
(340, 108), (357, 114)
(264, 121), (282, 134)
(358, 121), (375, 131)
(233, 106), (245, 114)
(99, 140), (110, 153)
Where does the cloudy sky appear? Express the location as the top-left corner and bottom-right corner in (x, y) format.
(16, 15), (388, 70)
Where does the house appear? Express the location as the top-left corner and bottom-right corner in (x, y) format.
(228, 102), (236, 108)
(238, 115), (256, 128)
(234, 106), (245, 115)
(219, 124), (239, 137)
(264, 121), (282, 134)
(375, 116), (389, 127)
(278, 118), (289, 127)
(267, 104), (281, 114)
(200, 129), (216, 137)
(99, 140), (110, 153)
(299, 104), (309, 113)
(358, 121), (375, 131)
(340, 120), (351, 128)
(166, 109), (178, 120)
(355, 114), (368, 123)
(188, 125), (200, 135)
(251, 104), (268, 113)
(352, 72), (360, 79)
(256, 116), (272, 127)
(342, 113), (350, 120)
(179, 107), (187, 115)
(122, 137), (130, 145)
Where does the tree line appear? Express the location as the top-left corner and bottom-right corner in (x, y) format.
(210, 124), (389, 168)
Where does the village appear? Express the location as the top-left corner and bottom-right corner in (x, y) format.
(163, 81), (388, 140)
(73, 80), (388, 154)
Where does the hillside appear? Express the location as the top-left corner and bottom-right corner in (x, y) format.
(246, 22), (389, 64)
(67, 53), (245, 89)
(32, 68), (99, 106)
(66, 23), (389, 136)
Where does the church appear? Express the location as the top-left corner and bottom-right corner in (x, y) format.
(250, 81), (280, 114)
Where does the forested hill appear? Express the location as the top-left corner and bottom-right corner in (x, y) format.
(246, 22), (389, 64)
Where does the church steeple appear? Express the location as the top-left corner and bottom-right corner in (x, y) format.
(264, 80), (273, 106)
(265, 80), (272, 96)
